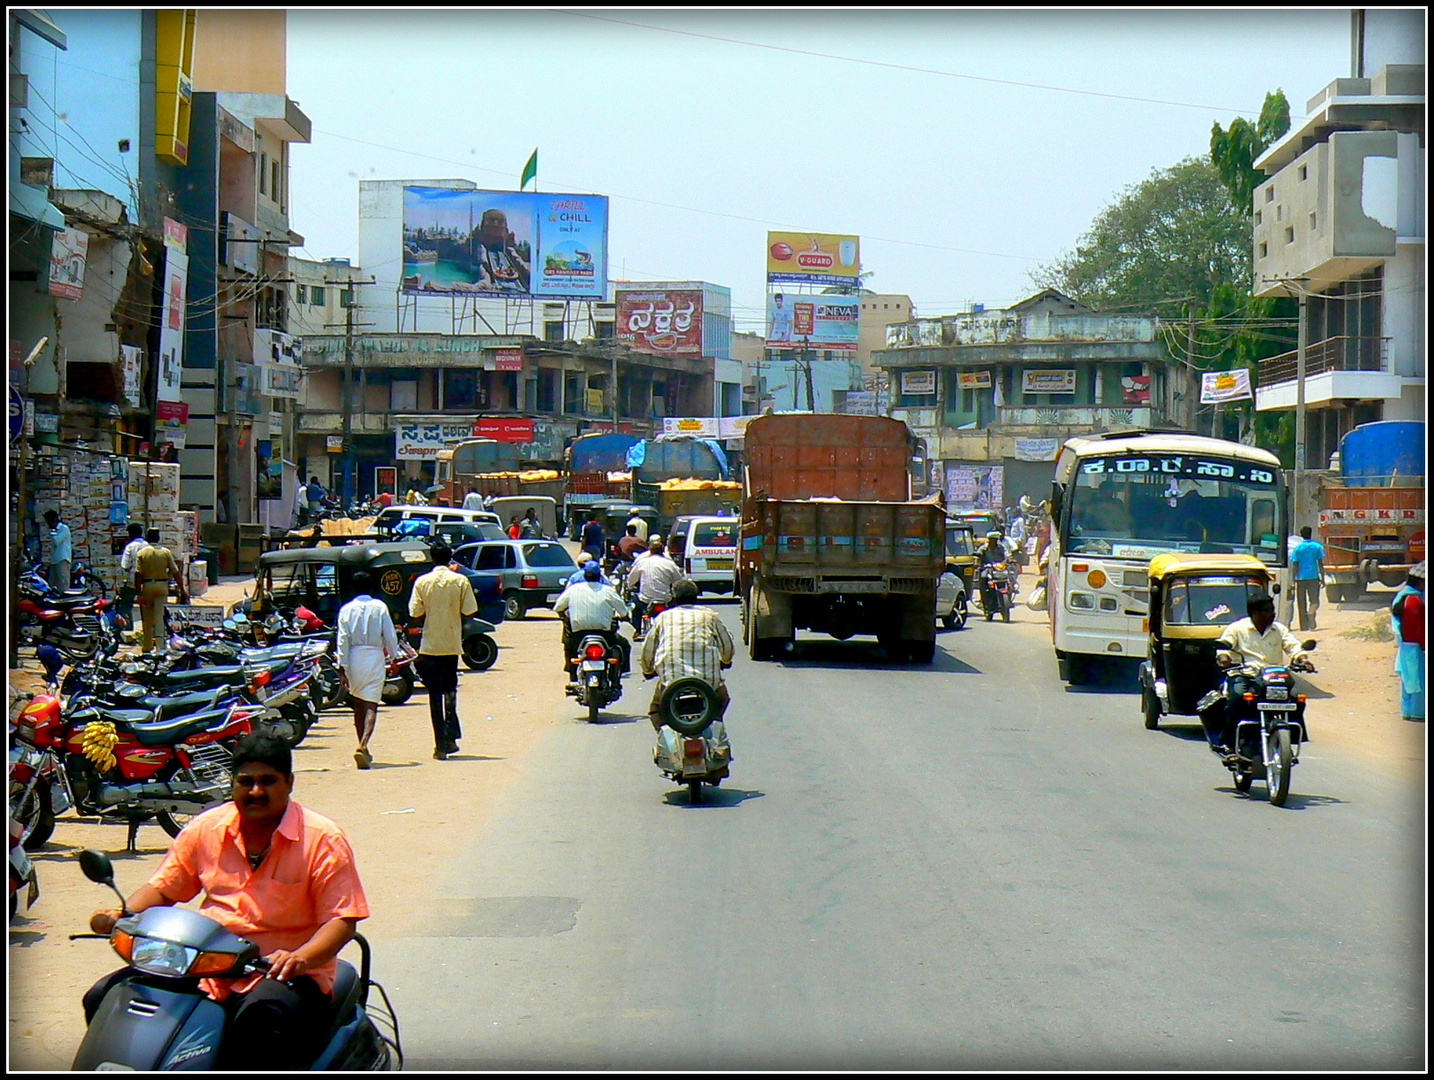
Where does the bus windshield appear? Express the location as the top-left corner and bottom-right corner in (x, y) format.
(1065, 452), (1285, 564)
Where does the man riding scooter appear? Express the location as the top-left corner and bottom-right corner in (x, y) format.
(1200, 591), (1314, 761)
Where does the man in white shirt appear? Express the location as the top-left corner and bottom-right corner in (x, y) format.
(627, 536), (683, 638)
(626, 512), (649, 542)
(43, 510), (72, 591)
(462, 487), (485, 510)
(336, 573), (401, 770)
(117, 523), (146, 618)
(1201, 591), (1313, 756)
(554, 562), (630, 678)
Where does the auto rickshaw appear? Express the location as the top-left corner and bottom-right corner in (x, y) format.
(588, 500), (660, 557)
(1139, 553), (1274, 729)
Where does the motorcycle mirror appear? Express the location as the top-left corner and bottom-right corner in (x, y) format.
(78, 849), (115, 886)
(1301, 639), (1317, 652)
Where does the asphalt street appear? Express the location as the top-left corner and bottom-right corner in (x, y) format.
(380, 600), (1425, 1071)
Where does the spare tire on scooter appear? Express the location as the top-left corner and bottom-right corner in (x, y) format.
(659, 677), (721, 737)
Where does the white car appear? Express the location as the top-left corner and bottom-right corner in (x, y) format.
(936, 571), (970, 631)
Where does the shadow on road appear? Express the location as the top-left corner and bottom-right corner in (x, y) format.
(1221, 788), (1348, 810)
(571, 712), (642, 726)
(772, 639), (982, 675)
(1154, 722), (1209, 744)
(661, 786), (765, 808)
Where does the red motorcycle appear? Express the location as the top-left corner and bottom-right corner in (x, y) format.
(17, 588), (121, 661)
(9, 691), (259, 847)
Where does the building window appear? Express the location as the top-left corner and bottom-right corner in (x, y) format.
(310, 286), (325, 306)
(595, 320), (615, 340)
(272, 159), (282, 206)
(258, 152), (267, 195)
(1264, 186), (1274, 203)
(1276, 204), (1283, 221)
(294, 284), (307, 305)
(1254, 210), (1261, 226)
(1285, 226), (1295, 245)
(1309, 212), (1317, 231)
(444, 370), (480, 410)
(1258, 242), (1268, 259)
(544, 321), (564, 343)
(339, 288), (353, 309)
(1299, 164), (1308, 181)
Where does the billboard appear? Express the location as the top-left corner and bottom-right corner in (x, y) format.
(1200, 369), (1253, 403)
(1021, 369), (1076, 395)
(616, 289), (703, 354)
(946, 465), (1004, 511)
(766, 231), (860, 286)
(48, 227), (89, 300)
(900, 370), (938, 395)
(401, 186), (608, 299)
(395, 418), (474, 461)
(766, 293), (858, 351)
(157, 219), (188, 404)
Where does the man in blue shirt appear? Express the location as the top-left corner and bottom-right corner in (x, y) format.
(580, 513), (606, 564)
(1290, 525), (1326, 631)
(43, 510), (72, 591)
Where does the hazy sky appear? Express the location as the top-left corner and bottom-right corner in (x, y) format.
(286, 8), (1354, 332)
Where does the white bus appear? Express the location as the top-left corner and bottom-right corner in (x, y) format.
(1048, 430), (1289, 684)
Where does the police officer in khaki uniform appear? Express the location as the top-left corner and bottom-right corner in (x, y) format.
(134, 527), (189, 651)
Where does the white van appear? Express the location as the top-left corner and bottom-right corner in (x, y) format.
(372, 505), (501, 537)
(676, 516), (738, 595)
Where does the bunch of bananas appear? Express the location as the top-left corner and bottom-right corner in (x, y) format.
(80, 721), (119, 772)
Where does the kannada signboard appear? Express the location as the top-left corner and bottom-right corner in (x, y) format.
(1021, 369), (1076, 395)
(946, 465), (1004, 511)
(662, 417), (720, 438)
(472, 417), (535, 442)
(957, 370), (993, 389)
(395, 418), (474, 461)
(900, 370), (938, 395)
(616, 289), (703, 354)
(766, 231), (860, 287)
(766, 294), (858, 351)
(401, 186), (609, 299)
(1200, 368), (1254, 403)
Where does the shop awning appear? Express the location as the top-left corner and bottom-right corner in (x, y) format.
(9, 183), (67, 231)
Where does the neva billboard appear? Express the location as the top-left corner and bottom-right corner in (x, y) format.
(401, 186), (609, 299)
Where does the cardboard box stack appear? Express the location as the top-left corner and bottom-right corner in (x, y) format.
(127, 461), (185, 571)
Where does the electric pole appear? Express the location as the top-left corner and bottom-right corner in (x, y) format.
(324, 277), (375, 507)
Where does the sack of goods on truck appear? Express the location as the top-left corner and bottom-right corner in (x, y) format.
(519, 469), (560, 482)
(659, 479), (742, 491)
(606, 471), (632, 483)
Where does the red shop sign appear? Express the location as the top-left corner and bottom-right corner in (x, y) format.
(493, 347), (524, 372)
(156, 401), (189, 423)
(471, 417), (535, 442)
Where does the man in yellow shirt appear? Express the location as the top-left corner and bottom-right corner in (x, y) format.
(1201, 591), (1313, 756)
(133, 528), (188, 651)
(408, 541), (477, 760)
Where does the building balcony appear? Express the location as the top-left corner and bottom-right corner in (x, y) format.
(1255, 335), (1408, 410)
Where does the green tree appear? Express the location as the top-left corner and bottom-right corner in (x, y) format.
(1209, 90), (1291, 213)
(1029, 156), (1250, 318)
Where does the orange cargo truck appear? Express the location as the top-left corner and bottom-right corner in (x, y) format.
(736, 414), (946, 663)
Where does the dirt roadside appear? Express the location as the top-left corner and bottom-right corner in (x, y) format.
(8, 574), (585, 1070)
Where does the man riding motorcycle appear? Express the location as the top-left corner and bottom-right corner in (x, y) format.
(554, 562), (631, 677)
(82, 729), (370, 1070)
(627, 536), (682, 640)
(1200, 591), (1314, 759)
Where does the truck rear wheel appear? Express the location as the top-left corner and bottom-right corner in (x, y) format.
(906, 640), (935, 664)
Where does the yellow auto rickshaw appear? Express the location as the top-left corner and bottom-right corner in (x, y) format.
(1139, 553), (1274, 729)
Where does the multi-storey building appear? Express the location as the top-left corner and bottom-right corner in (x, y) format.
(1250, 8), (1424, 476)
(873, 288), (1166, 505)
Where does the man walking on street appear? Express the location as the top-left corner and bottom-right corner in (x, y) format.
(580, 512), (606, 564)
(409, 541), (477, 760)
(134, 527), (188, 652)
(43, 510), (72, 591)
(1291, 525), (1326, 631)
(462, 486), (484, 510)
(336, 573), (401, 769)
(116, 522), (146, 621)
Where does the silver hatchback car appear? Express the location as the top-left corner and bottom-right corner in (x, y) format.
(454, 540), (579, 619)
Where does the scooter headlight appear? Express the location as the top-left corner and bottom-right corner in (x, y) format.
(129, 936), (200, 977)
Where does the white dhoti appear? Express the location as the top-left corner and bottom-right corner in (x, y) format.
(346, 644), (388, 703)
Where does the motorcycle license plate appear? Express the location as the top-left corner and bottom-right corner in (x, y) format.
(580, 660), (605, 671)
(1258, 702), (1297, 711)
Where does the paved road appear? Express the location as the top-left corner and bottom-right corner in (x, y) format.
(380, 601), (1424, 1070)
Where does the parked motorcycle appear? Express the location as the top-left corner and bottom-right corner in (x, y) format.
(9, 690), (257, 841)
(564, 631), (624, 721)
(978, 561), (1017, 623)
(651, 676), (732, 804)
(1199, 642), (1317, 807)
(9, 810), (39, 921)
(17, 577), (122, 660)
(69, 848), (403, 1071)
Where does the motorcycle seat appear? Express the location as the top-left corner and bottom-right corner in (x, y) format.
(128, 707), (237, 746)
(165, 665), (248, 687)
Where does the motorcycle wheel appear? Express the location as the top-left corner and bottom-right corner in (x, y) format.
(588, 701), (601, 723)
(1233, 769), (1254, 792)
(687, 779), (703, 805)
(1265, 727), (1293, 807)
(12, 778), (56, 852)
(1000, 592), (1011, 622)
(463, 634), (498, 672)
(381, 667), (415, 705)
